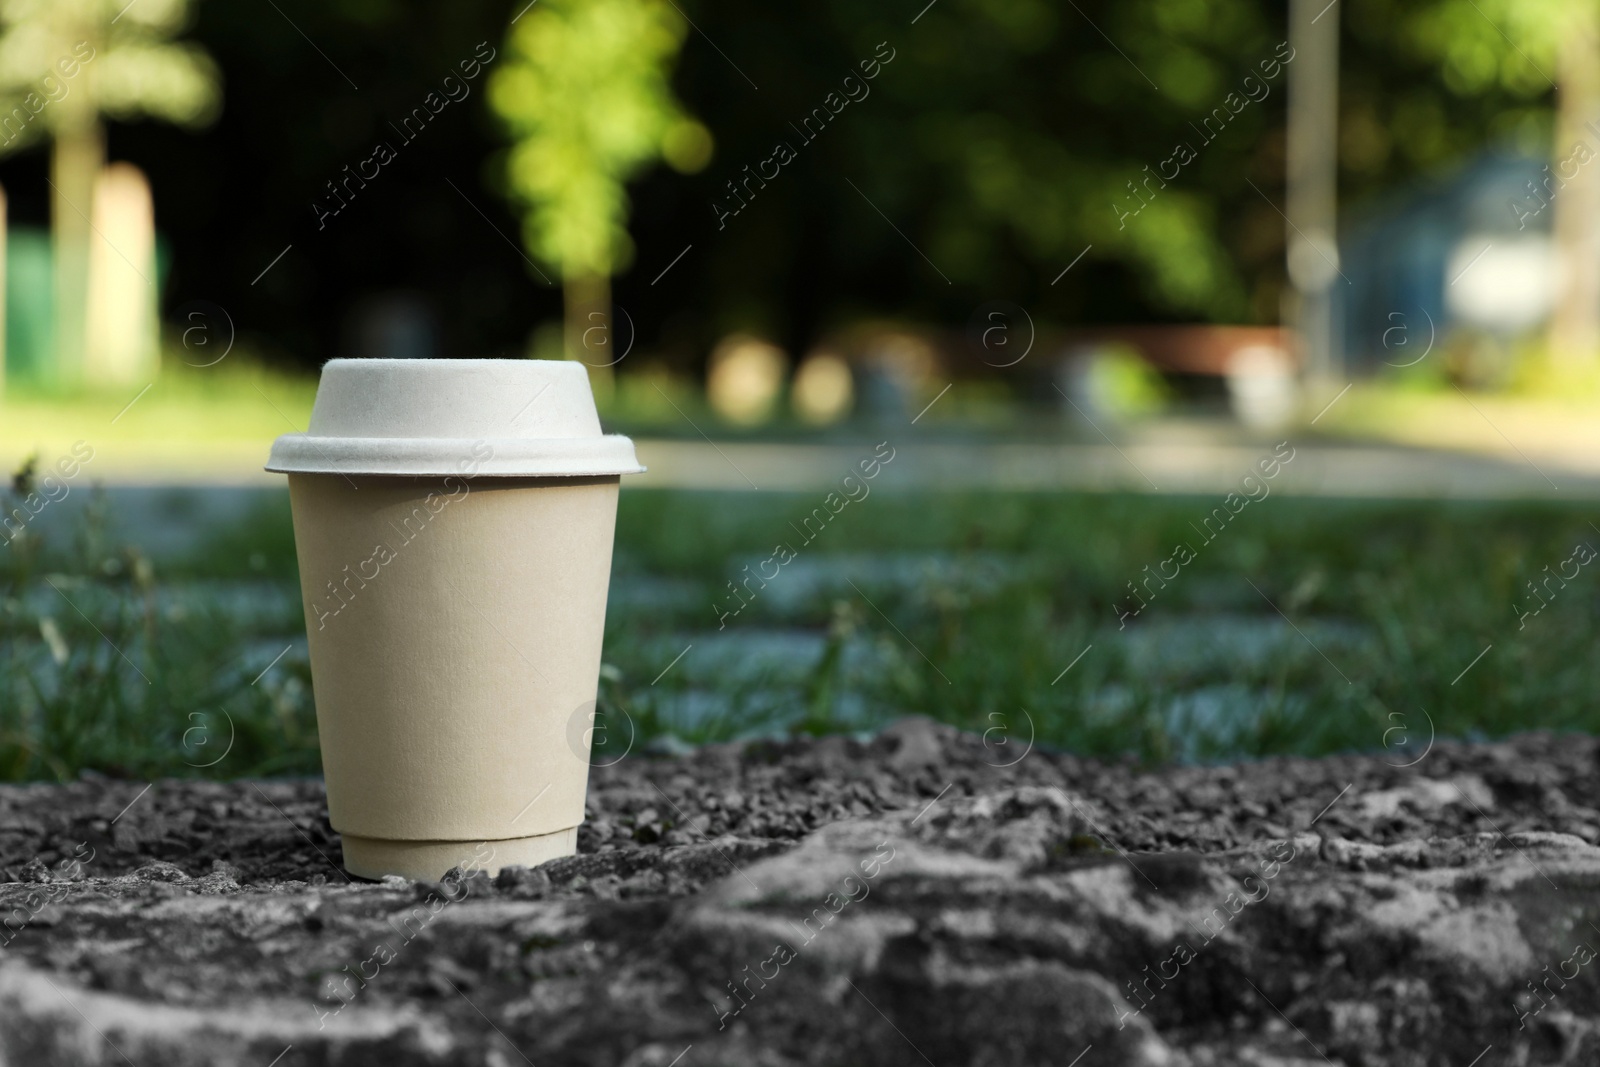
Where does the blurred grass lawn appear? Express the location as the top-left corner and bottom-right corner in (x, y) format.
(3, 481), (1596, 781)
(1315, 382), (1600, 468)
(11, 356), (1600, 483)
(0, 357), (317, 481)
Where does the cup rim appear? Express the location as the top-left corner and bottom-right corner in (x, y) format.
(266, 433), (645, 477)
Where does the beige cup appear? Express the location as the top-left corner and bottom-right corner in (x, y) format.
(266, 359), (643, 880)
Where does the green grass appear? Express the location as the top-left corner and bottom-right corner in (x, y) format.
(3, 476), (1598, 781)
(1, 482), (317, 781)
(609, 489), (1600, 762)
(0, 349), (318, 481)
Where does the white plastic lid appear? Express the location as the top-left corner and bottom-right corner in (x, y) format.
(265, 358), (644, 478)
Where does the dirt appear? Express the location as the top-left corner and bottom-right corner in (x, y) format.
(2, 718), (1599, 1066)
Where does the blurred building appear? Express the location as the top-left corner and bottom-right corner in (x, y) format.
(1340, 153), (1558, 379)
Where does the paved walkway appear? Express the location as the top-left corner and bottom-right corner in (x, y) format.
(15, 431), (1597, 560)
(43, 431), (1600, 498)
(629, 436), (1593, 497)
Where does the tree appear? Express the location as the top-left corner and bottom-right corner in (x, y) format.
(487, 0), (710, 368)
(648, 0), (1293, 339)
(56, 0), (1566, 370)
(0, 0), (218, 386)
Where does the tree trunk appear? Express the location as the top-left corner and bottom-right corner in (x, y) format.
(0, 182), (7, 398)
(563, 271), (614, 398)
(51, 118), (103, 389)
(85, 163), (158, 385)
(1550, 7), (1600, 368)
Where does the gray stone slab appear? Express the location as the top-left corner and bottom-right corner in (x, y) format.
(2, 722), (1597, 1064)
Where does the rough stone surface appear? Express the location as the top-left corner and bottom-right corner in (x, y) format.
(3, 719), (1600, 1066)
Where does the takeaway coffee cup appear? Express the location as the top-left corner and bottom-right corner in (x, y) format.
(266, 359), (643, 880)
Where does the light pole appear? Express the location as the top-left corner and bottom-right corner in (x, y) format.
(1285, 0), (1342, 392)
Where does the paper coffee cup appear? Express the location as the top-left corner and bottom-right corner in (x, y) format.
(266, 359), (643, 880)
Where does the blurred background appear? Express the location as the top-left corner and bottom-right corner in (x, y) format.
(3, 0), (1599, 781)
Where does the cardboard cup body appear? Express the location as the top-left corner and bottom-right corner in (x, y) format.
(289, 472), (620, 880)
(268, 358), (642, 882)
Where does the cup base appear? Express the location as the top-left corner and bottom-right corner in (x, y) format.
(340, 827), (578, 881)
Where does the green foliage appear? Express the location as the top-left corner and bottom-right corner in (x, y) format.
(1336, 0), (1559, 196)
(46, 0), (1578, 363)
(644, 0), (1565, 335)
(1406, 0), (1568, 97)
(0, 0), (220, 155)
(488, 0), (710, 281)
(828, 0), (1281, 320)
(1084, 347), (1173, 417)
(610, 489), (1600, 764)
